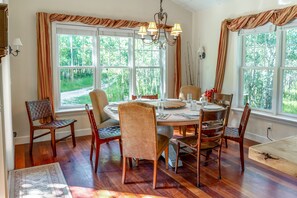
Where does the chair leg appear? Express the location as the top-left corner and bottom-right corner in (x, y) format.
(182, 126), (187, 137)
(94, 142), (101, 173)
(128, 158), (133, 168)
(165, 145), (169, 170)
(90, 134), (95, 161)
(197, 149), (201, 187)
(240, 141), (245, 171)
(218, 145), (222, 179)
(29, 129), (34, 156)
(175, 142), (180, 173)
(135, 158), (139, 167)
(122, 156), (127, 184)
(225, 137), (228, 148)
(153, 159), (158, 189)
(70, 123), (76, 147)
(119, 139), (123, 157)
(50, 129), (57, 157)
(178, 126), (182, 135)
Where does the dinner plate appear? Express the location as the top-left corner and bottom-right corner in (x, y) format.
(204, 105), (223, 110)
(185, 111), (199, 116)
(166, 98), (182, 102)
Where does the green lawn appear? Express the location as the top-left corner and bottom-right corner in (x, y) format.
(283, 100), (297, 114)
(62, 94), (91, 105)
(61, 76), (93, 92)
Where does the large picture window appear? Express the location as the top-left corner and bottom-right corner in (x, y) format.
(53, 24), (167, 110)
(240, 22), (297, 116)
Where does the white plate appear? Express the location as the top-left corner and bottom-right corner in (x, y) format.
(185, 112), (199, 116)
(166, 98), (182, 102)
(204, 105), (223, 110)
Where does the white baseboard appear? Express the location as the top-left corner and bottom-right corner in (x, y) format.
(245, 131), (270, 143)
(14, 128), (91, 145)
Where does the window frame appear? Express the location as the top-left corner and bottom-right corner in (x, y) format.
(239, 20), (297, 118)
(52, 22), (167, 111)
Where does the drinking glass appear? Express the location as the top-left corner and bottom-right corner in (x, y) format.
(187, 93), (192, 103)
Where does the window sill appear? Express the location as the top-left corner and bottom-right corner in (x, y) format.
(232, 107), (297, 127)
(55, 108), (86, 117)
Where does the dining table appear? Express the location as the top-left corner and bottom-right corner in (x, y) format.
(103, 99), (224, 167)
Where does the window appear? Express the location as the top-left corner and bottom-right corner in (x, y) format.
(240, 22), (297, 117)
(53, 24), (166, 110)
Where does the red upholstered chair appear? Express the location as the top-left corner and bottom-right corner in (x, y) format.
(85, 104), (122, 173)
(224, 103), (251, 171)
(25, 98), (76, 157)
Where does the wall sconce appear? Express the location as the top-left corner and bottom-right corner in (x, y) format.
(9, 38), (22, 56)
(198, 46), (206, 60)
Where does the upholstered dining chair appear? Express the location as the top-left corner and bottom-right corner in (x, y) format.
(25, 98), (76, 157)
(118, 102), (169, 189)
(175, 107), (228, 187)
(211, 93), (233, 125)
(89, 89), (119, 129)
(85, 104), (122, 173)
(131, 94), (158, 100)
(224, 103), (251, 171)
(179, 85), (201, 100)
(179, 85), (201, 136)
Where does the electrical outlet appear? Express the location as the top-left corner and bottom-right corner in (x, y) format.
(267, 123), (272, 130)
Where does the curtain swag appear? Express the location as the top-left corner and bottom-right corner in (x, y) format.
(214, 5), (297, 93)
(36, 12), (181, 113)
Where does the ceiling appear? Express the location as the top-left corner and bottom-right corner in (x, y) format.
(170, 0), (229, 12)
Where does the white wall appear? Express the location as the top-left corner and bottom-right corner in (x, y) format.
(193, 0), (297, 142)
(8, 0), (193, 143)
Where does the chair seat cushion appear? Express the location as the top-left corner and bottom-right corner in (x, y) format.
(35, 119), (76, 129)
(98, 118), (119, 129)
(98, 126), (121, 139)
(224, 127), (240, 138)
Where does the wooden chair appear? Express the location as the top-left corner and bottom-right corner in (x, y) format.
(179, 85), (201, 100)
(118, 102), (169, 189)
(179, 85), (201, 136)
(131, 94), (158, 100)
(85, 104), (122, 173)
(175, 107), (228, 187)
(211, 93), (233, 124)
(25, 98), (76, 157)
(224, 103), (251, 171)
(89, 89), (119, 129)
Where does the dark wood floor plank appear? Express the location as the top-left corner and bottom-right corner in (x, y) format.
(14, 130), (297, 198)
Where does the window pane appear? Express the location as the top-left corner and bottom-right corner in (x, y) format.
(285, 28), (297, 67)
(58, 35), (71, 66)
(282, 70), (297, 114)
(100, 68), (130, 102)
(99, 36), (130, 66)
(242, 69), (274, 110)
(244, 32), (276, 67)
(60, 68), (94, 106)
(58, 34), (94, 66)
(135, 39), (161, 67)
(136, 68), (161, 96)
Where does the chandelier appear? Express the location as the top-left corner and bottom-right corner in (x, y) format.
(138, 0), (182, 48)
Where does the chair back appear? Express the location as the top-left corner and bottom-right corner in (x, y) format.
(118, 102), (157, 160)
(211, 93), (233, 107)
(238, 103), (251, 138)
(89, 89), (110, 125)
(179, 85), (201, 100)
(131, 94), (158, 100)
(25, 98), (53, 124)
(198, 107), (228, 146)
(85, 104), (100, 140)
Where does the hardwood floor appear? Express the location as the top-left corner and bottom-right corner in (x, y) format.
(15, 130), (297, 198)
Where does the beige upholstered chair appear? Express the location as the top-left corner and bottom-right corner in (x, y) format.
(89, 89), (119, 128)
(118, 102), (169, 189)
(179, 85), (201, 100)
(175, 107), (228, 187)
